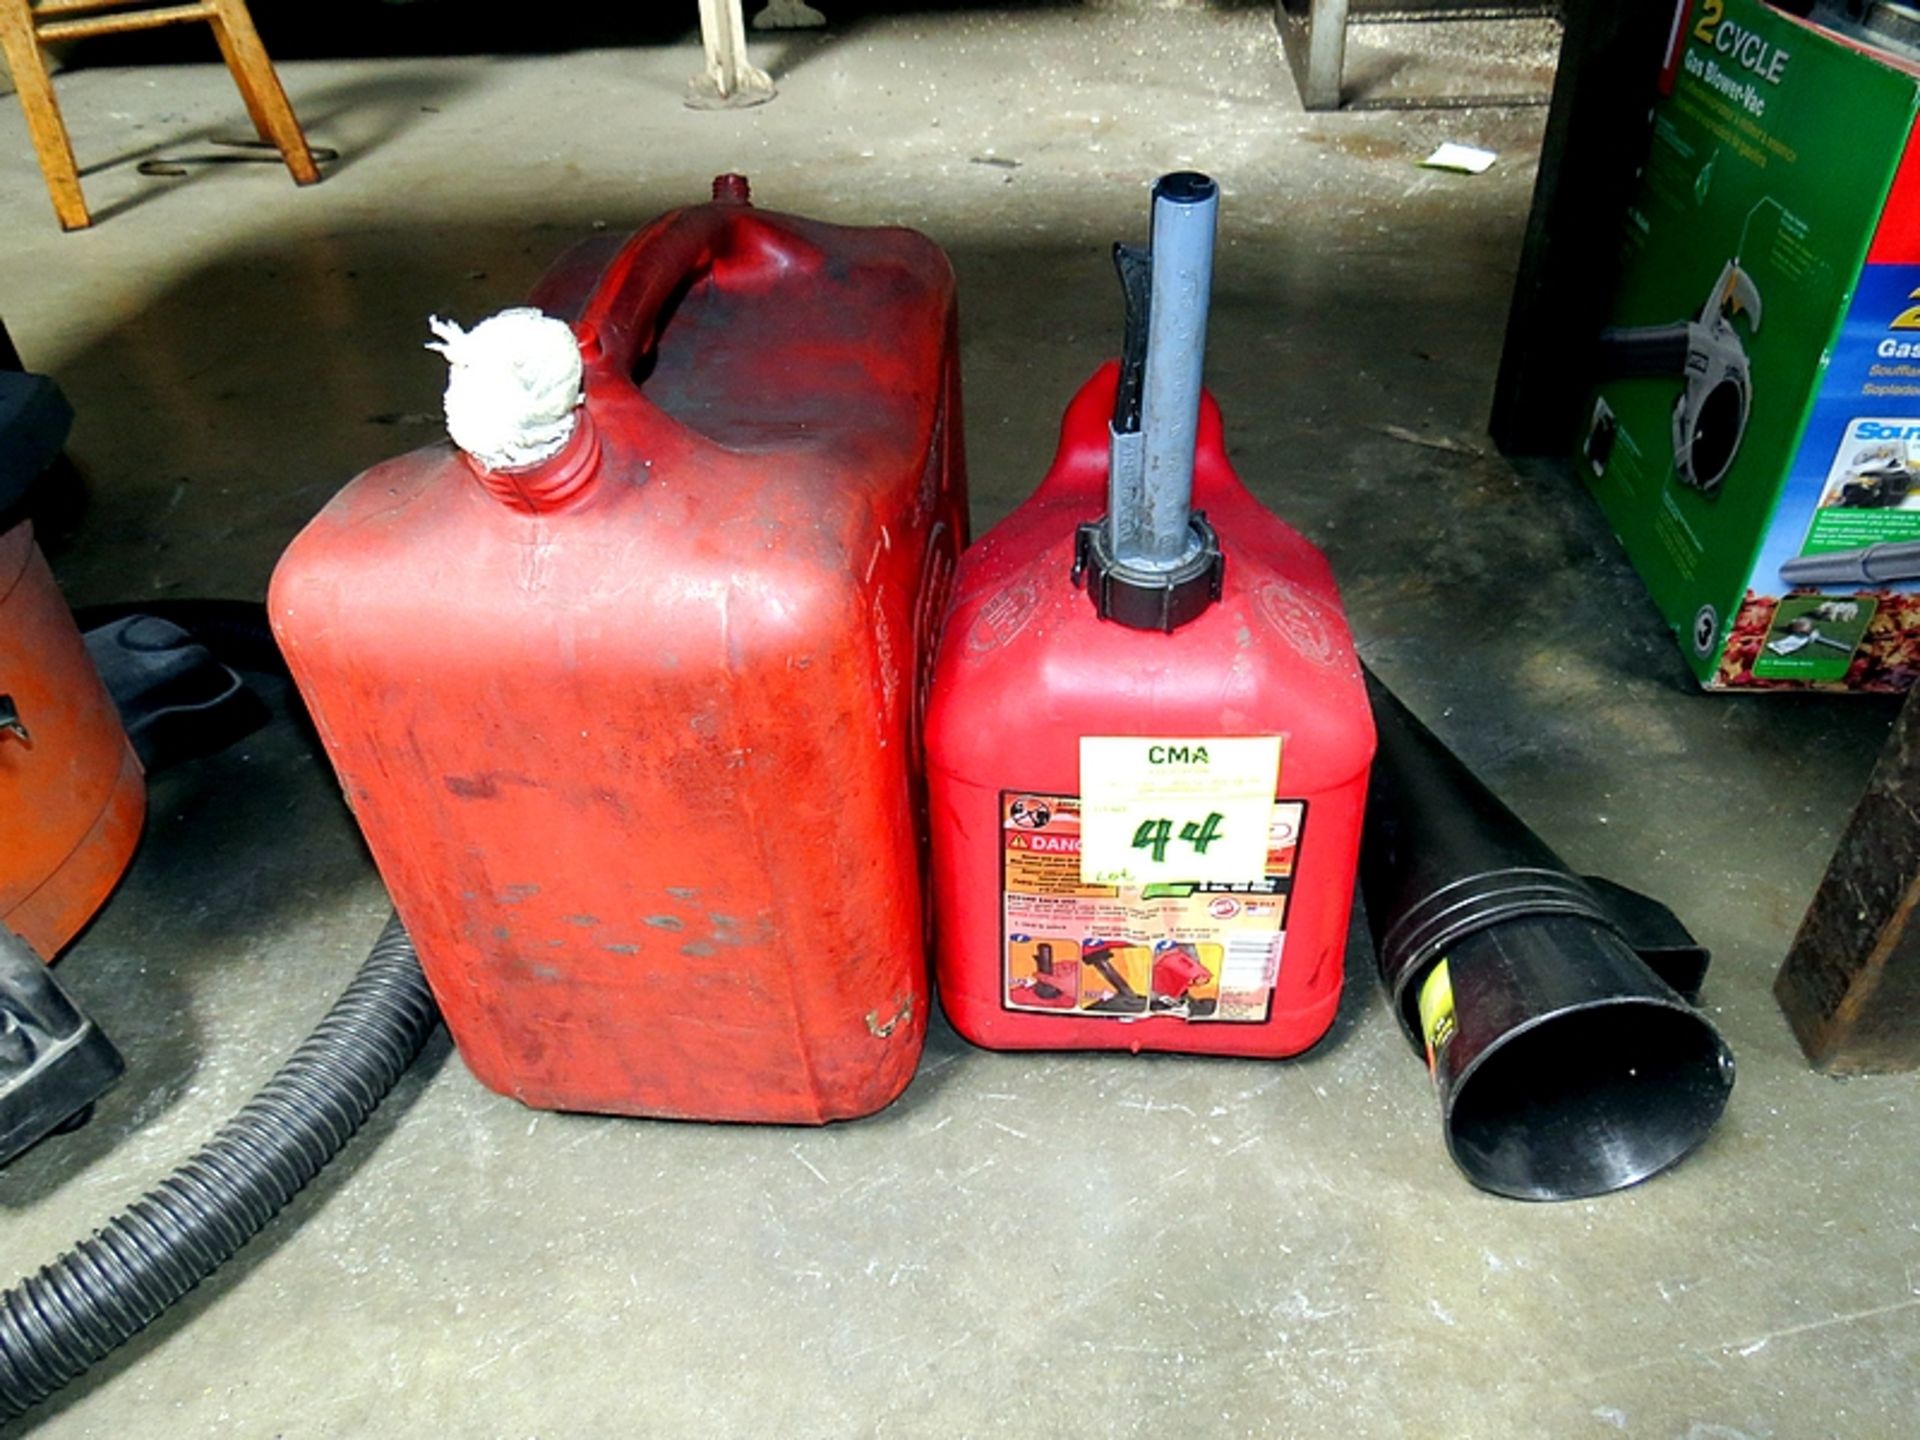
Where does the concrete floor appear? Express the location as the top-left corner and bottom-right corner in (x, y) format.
(2, 4), (1916, 1436)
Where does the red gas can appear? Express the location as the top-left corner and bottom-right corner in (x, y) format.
(927, 175), (1372, 1057)
(270, 178), (965, 1123)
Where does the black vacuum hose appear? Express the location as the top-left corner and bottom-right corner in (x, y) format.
(0, 915), (438, 1421)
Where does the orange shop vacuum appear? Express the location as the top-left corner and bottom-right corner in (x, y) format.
(0, 362), (140, 1163)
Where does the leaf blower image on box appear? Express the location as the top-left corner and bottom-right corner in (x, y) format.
(1765, 613), (1855, 656)
(1828, 441), (1917, 509)
(1589, 259), (1762, 497)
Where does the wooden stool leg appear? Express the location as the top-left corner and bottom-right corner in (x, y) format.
(208, 17), (274, 143)
(204, 0), (319, 185)
(0, 0), (90, 230)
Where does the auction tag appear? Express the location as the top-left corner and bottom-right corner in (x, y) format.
(1078, 736), (1281, 886)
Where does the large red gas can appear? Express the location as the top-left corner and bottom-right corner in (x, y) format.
(270, 179), (965, 1123)
(927, 175), (1372, 1057)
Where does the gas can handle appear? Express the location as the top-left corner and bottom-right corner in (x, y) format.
(574, 177), (751, 378)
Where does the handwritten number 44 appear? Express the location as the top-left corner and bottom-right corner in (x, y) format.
(1132, 812), (1225, 864)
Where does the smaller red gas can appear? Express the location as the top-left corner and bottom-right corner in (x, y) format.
(927, 175), (1373, 1058)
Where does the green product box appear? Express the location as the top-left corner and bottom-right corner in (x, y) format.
(1581, 0), (1920, 690)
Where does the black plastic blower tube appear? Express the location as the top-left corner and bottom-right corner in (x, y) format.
(1360, 670), (1734, 1201)
(0, 915), (438, 1421)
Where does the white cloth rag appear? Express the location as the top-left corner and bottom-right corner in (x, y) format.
(427, 308), (583, 471)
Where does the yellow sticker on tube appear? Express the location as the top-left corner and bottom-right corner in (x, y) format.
(1078, 736), (1282, 887)
(1418, 959), (1456, 1070)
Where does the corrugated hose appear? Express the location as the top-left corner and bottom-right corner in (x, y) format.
(0, 915), (438, 1420)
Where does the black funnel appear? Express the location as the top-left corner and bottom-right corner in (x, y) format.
(1361, 671), (1735, 1201)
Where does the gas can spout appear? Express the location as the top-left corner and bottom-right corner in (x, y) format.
(1129, 171), (1216, 569)
(1072, 172), (1226, 633)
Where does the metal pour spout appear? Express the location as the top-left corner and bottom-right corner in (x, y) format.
(1110, 172), (1219, 571)
(1074, 171), (1227, 634)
